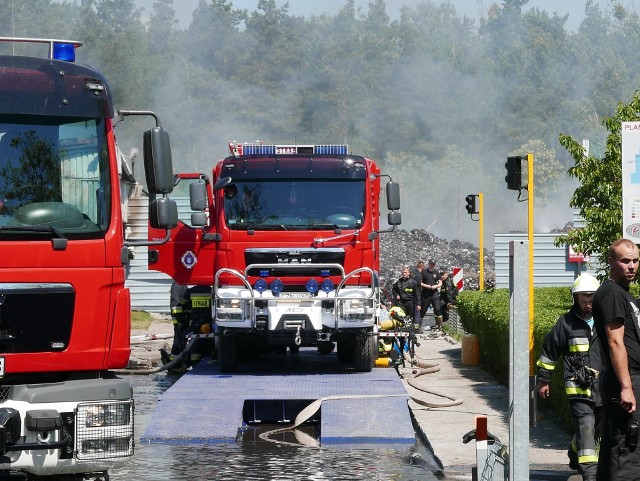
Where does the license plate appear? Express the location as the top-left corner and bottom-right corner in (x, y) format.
(0, 357), (4, 378)
(191, 298), (211, 308)
(278, 292), (312, 299)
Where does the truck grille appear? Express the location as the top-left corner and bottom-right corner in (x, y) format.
(245, 248), (345, 277)
(0, 283), (74, 354)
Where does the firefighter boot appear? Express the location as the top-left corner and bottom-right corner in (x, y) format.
(160, 348), (172, 365)
(567, 447), (578, 471)
(435, 315), (443, 331)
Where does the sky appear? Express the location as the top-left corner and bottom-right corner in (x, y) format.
(134, 0), (617, 30)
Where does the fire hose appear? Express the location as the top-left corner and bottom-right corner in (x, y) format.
(259, 343), (463, 447)
(113, 336), (199, 375)
(401, 350), (464, 409)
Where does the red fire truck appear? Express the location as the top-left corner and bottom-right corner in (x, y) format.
(0, 37), (177, 479)
(149, 141), (401, 373)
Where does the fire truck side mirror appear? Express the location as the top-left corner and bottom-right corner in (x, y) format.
(190, 181), (208, 211)
(149, 197), (178, 229)
(143, 127), (174, 194)
(191, 212), (208, 227)
(386, 182), (400, 211)
(388, 210), (401, 226)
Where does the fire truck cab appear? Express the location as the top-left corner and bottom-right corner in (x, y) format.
(0, 37), (177, 479)
(150, 142), (400, 373)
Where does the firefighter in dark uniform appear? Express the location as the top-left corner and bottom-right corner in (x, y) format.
(392, 265), (420, 326)
(420, 259), (443, 330)
(536, 273), (602, 481)
(161, 281), (190, 372)
(439, 270), (459, 323)
(186, 285), (215, 363)
(169, 282), (190, 355)
(410, 261), (425, 320)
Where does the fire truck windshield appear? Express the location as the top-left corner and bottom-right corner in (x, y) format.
(0, 115), (110, 239)
(224, 179), (365, 230)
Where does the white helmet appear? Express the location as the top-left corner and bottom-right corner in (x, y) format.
(571, 273), (600, 295)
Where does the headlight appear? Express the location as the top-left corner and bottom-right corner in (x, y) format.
(218, 298), (241, 308)
(83, 403), (130, 428)
(340, 298), (374, 321)
(216, 298), (244, 320)
(76, 401), (134, 460)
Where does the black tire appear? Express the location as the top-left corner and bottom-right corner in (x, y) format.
(354, 333), (377, 372)
(336, 339), (353, 363)
(218, 333), (239, 373)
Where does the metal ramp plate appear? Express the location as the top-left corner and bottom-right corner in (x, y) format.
(142, 349), (414, 447)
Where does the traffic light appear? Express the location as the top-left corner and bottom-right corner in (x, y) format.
(465, 194), (477, 215)
(505, 156), (522, 190)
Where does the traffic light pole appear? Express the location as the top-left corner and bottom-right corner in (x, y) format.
(479, 192), (484, 291)
(505, 152), (536, 427)
(527, 153), (534, 376)
(464, 193), (483, 290)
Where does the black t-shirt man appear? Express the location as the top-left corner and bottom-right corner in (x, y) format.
(593, 279), (640, 395)
(593, 238), (640, 481)
(421, 261), (442, 299)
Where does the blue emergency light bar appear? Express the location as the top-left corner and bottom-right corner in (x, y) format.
(0, 37), (82, 62)
(229, 141), (348, 157)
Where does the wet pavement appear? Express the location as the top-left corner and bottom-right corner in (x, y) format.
(124, 320), (581, 480)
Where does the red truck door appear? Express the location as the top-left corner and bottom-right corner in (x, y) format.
(148, 174), (217, 285)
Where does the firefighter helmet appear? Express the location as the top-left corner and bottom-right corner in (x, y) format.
(571, 273), (600, 296)
(389, 306), (407, 322)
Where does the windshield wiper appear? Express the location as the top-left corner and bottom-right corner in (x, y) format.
(0, 224), (68, 250)
(309, 223), (342, 232)
(244, 224), (288, 231)
(0, 224), (66, 238)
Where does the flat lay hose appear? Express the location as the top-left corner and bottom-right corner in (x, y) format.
(260, 339), (464, 446)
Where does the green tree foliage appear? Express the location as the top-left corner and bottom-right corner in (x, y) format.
(554, 92), (640, 275)
(75, 0), (150, 108)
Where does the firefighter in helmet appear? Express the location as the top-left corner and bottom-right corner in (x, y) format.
(536, 273), (602, 481)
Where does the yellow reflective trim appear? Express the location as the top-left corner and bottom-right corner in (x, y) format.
(536, 360), (556, 371)
(578, 454), (598, 463)
(171, 307), (184, 314)
(568, 344), (589, 352)
(565, 387), (591, 396)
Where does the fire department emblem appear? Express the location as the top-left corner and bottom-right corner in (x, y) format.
(181, 251), (197, 269)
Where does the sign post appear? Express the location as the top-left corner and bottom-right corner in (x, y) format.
(622, 122), (640, 240)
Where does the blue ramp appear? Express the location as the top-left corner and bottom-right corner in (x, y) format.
(142, 349), (415, 447)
